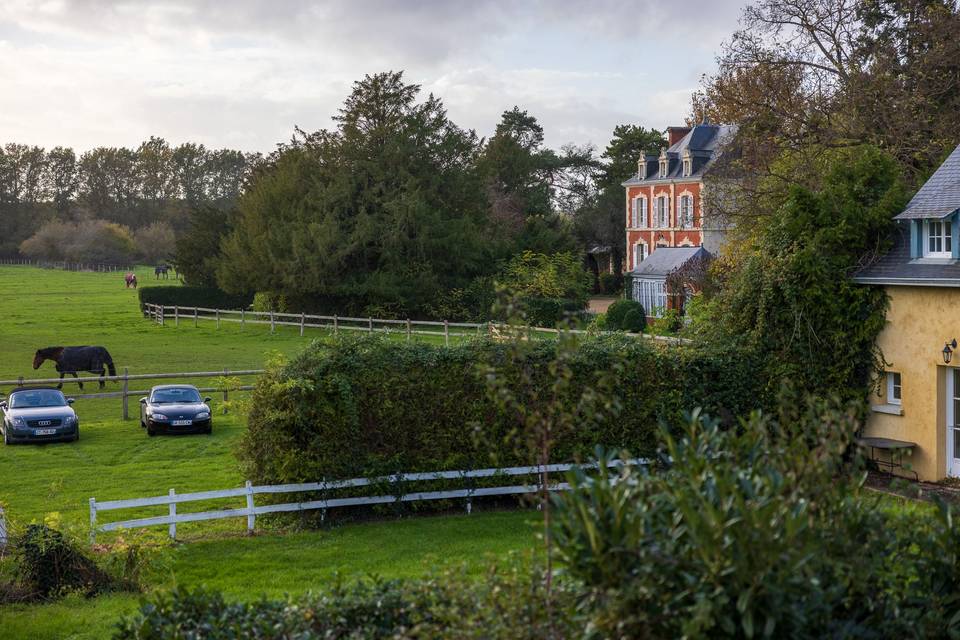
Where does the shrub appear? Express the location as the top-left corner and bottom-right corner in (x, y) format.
(237, 335), (765, 494)
(606, 299), (645, 331)
(621, 307), (646, 333)
(552, 393), (960, 638)
(138, 286), (253, 311)
(520, 297), (587, 328)
(498, 251), (592, 305)
(14, 524), (114, 599)
(251, 291), (289, 313)
(116, 564), (572, 639)
(597, 271), (622, 295)
(649, 307), (682, 335)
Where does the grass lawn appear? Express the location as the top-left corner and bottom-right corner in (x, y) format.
(0, 266), (540, 638)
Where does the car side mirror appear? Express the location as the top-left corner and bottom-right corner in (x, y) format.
(204, 397), (212, 403)
(0, 401), (6, 410)
(66, 398), (75, 405)
(139, 397), (148, 404)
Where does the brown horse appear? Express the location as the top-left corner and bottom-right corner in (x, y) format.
(124, 273), (138, 288)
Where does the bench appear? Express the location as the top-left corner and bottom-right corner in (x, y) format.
(857, 436), (918, 481)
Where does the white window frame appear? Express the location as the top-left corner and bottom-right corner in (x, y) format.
(656, 196), (669, 228)
(634, 278), (666, 318)
(630, 197), (647, 228)
(633, 242), (646, 268)
(678, 194), (693, 228)
(925, 219), (952, 258)
(682, 158), (691, 177)
(886, 371), (902, 405)
(659, 159), (667, 178)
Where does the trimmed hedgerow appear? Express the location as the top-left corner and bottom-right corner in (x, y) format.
(237, 335), (765, 489)
(138, 286), (253, 311)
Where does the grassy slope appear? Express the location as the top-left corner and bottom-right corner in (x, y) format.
(0, 266), (538, 638)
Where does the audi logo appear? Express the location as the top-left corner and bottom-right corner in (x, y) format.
(38, 420), (52, 426)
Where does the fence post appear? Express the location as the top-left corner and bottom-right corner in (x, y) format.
(0, 505), (7, 549)
(444, 320), (450, 347)
(160, 306), (165, 327)
(216, 309), (220, 330)
(406, 319), (411, 342)
(174, 305), (179, 327)
(121, 367), (130, 421)
(89, 498), (97, 544)
(194, 307), (198, 328)
(168, 489), (177, 540)
(270, 312), (275, 333)
(368, 317), (373, 333)
(334, 315), (339, 336)
(300, 312), (305, 337)
(222, 368), (229, 414)
(241, 308), (245, 329)
(245, 480), (255, 535)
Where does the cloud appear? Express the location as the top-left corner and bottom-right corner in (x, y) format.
(0, 0), (749, 152)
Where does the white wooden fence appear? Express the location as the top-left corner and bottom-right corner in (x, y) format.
(0, 258), (134, 272)
(0, 506), (7, 549)
(142, 303), (689, 346)
(89, 459), (645, 542)
(0, 369), (263, 421)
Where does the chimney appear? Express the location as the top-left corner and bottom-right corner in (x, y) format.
(667, 126), (692, 146)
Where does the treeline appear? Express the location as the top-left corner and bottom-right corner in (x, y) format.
(0, 139), (261, 259)
(177, 71), (665, 319)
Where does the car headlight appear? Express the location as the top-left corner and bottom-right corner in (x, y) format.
(63, 415), (76, 425)
(11, 417), (26, 428)
(150, 413), (169, 421)
(195, 411), (210, 420)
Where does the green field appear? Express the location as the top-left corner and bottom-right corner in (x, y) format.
(0, 266), (538, 639)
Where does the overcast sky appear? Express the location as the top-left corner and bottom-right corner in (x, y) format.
(0, 0), (749, 154)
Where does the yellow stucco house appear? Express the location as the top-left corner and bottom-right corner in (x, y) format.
(855, 143), (960, 481)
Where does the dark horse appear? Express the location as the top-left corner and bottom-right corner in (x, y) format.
(155, 265), (169, 279)
(33, 346), (116, 390)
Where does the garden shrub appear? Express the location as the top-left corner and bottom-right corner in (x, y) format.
(605, 299), (645, 331)
(552, 392), (960, 639)
(620, 307), (646, 333)
(138, 286), (253, 311)
(519, 297), (587, 328)
(15, 524), (114, 599)
(116, 563), (572, 639)
(649, 307), (682, 335)
(237, 335), (765, 493)
(597, 271), (622, 295)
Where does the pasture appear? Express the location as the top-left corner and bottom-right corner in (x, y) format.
(0, 266), (538, 638)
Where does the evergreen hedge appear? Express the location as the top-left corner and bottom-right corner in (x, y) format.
(237, 335), (765, 486)
(138, 286), (253, 311)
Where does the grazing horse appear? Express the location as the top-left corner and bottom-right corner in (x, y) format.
(124, 273), (138, 289)
(155, 265), (169, 279)
(33, 346), (116, 390)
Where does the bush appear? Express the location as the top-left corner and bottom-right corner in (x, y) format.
(520, 297), (587, 328)
(552, 393), (960, 638)
(12, 524), (114, 600)
(116, 564), (572, 639)
(597, 271), (622, 295)
(650, 308), (682, 335)
(606, 299), (645, 331)
(251, 291), (289, 313)
(237, 335), (765, 494)
(498, 251), (591, 305)
(138, 286), (253, 311)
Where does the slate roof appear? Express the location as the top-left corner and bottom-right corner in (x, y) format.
(622, 124), (738, 186)
(894, 144), (960, 220)
(853, 222), (960, 287)
(631, 246), (710, 279)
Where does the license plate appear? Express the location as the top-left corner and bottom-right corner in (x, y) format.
(172, 419), (192, 426)
(34, 428), (56, 436)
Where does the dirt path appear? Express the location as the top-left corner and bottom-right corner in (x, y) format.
(588, 296), (619, 314)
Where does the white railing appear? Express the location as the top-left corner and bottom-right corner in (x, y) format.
(141, 303), (690, 346)
(0, 258), (134, 272)
(89, 459), (646, 541)
(0, 506), (7, 549)
(0, 369), (263, 420)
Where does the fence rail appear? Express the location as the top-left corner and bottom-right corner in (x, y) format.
(142, 303), (690, 346)
(89, 459), (645, 541)
(0, 258), (134, 272)
(0, 369), (264, 420)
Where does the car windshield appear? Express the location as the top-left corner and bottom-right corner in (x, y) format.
(9, 389), (67, 409)
(151, 388), (202, 404)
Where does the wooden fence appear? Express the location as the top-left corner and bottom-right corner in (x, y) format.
(0, 258), (134, 272)
(0, 369), (263, 421)
(89, 459), (645, 541)
(0, 506), (6, 549)
(142, 303), (689, 346)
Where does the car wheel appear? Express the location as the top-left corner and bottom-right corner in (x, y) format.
(147, 426), (156, 437)
(73, 427), (80, 442)
(204, 424), (212, 435)
(3, 428), (9, 446)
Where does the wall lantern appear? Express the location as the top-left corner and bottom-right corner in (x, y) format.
(944, 339), (958, 364)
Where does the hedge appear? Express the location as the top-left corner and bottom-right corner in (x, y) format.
(138, 286), (253, 311)
(237, 335), (766, 489)
(519, 297), (589, 327)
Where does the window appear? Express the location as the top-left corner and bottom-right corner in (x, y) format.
(682, 158), (691, 177)
(634, 279), (666, 317)
(925, 220), (952, 257)
(886, 372), (902, 405)
(630, 197), (647, 228)
(659, 159), (667, 178)
(678, 195), (693, 228)
(633, 243), (646, 268)
(656, 196), (669, 228)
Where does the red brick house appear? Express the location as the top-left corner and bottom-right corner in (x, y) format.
(621, 121), (735, 317)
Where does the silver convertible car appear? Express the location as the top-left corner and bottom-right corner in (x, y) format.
(1, 387), (79, 445)
(139, 384), (212, 436)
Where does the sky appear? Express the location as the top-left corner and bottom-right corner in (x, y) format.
(0, 0), (749, 155)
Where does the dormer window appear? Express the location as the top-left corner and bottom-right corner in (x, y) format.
(659, 159), (667, 178)
(682, 157), (691, 177)
(925, 219), (952, 258)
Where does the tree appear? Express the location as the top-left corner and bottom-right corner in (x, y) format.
(217, 71), (493, 316)
(176, 205), (232, 287)
(135, 221), (176, 264)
